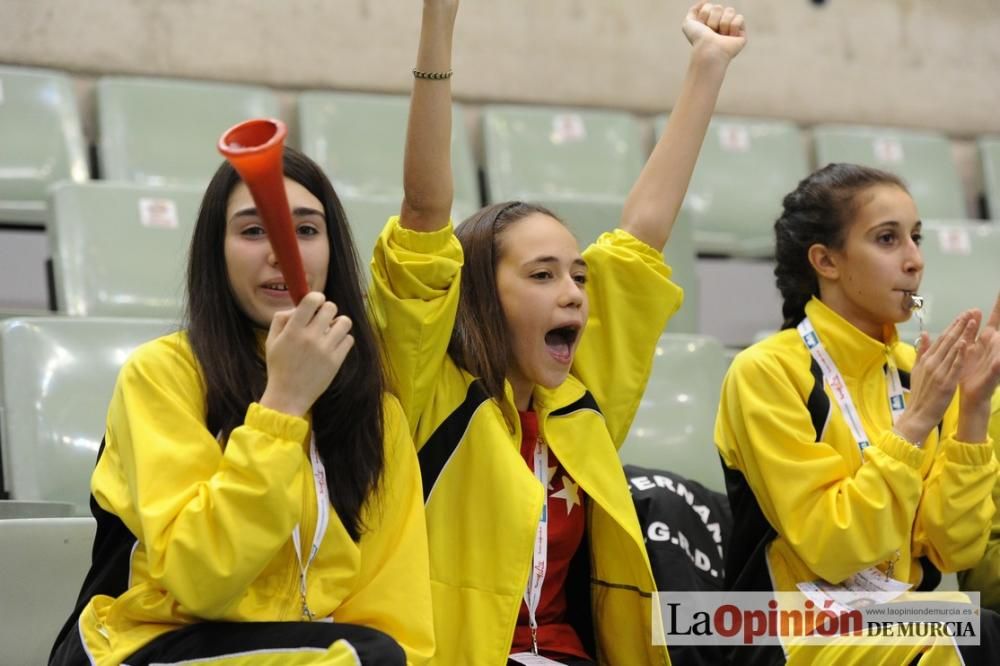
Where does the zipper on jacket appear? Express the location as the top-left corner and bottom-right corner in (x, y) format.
(96, 622), (109, 640)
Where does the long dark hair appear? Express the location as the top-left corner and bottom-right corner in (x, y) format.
(447, 201), (562, 412)
(185, 147), (386, 540)
(774, 163), (908, 329)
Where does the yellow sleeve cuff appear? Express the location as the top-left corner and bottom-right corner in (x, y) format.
(386, 215), (460, 256)
(876, 430), (929, 469)
(593, 227), (667, 262)
(245, 402), (310, 443)
(942, 437), (998, 466)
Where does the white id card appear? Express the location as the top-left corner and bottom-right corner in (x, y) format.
(797, 566), (912, 615)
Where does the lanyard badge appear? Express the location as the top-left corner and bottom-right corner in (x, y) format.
(524, 437), (549, 655)
(291, 434), (330, 622)
(797, 317), (906, 459)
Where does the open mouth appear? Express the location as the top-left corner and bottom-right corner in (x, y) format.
(261, 281), (289, 294)
(544, 325), (580, 364)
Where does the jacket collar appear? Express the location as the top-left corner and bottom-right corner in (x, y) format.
(529, 373), (588, 417)
(804, 297), (899, 379)
(491, 372), (589, 418)
(458, 371), (590, 437)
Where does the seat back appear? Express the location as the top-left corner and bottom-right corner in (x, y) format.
(337, 195), (402, 287)
(0, 66), (88, 224)
(97, 76), (279, 186)
(664, 115), (808, 257)
(0, 517), (96, 665)
(298, 91), (480, 221)
(483, 104), (644, 205)
(898, 220), (1000, 340)
(620, 334), (729, 492)
(48, 181), (202, 318)
(813, 124), (967, 220)
(0, 317), (173, 513)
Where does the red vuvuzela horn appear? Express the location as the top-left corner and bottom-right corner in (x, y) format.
(218, 119), (309, 305)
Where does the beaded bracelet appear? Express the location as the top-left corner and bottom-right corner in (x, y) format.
(412, 68), (453, 80)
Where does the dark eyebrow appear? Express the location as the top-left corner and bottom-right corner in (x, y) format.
(526, 256), (588, 269)
(871, 219), (922, 232)
(230, 207), (259, 220)
(292, 206), (325, 218)
(230, 206), (325, 221)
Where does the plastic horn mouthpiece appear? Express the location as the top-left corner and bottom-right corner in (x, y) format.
(218, 119), (309, 305)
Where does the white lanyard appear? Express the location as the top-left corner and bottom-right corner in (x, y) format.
(291, 433), (330, 621)
(524, 437), (549, 655)
(798, 317), (906, 460)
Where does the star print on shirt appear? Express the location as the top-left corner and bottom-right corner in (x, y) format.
(547, 464), (558, 490)
(551, 475), (581, 515)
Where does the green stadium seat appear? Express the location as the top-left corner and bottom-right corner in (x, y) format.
(979, 136), (1000, 221)
(0, 517), (96, 664)
(298, 91), (480, 221)
(898, 220), (1000, 340)
(483, 105), (643, 207)
(48, 181), (202, 318)
(337, 195), (401, 287)
(658, 114), (809, 258)
(619, 333), (729, 492)
(0, 66), (88, 225)
(0, 317), (172, 515)
(813, 124), (967, 220)
(482, 105), (699, 332)
(97, 76), (280, 187)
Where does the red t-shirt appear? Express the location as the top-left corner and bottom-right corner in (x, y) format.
(510, 410), (591, 660)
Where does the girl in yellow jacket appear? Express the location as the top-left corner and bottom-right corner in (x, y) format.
(715, 163), (1000, 665)
(48, 148), (434, 666)
(371, 2), (745, 663)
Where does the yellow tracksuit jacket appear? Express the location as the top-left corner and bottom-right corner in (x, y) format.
(958, 388), (1000, 611)
(715, 297), (997, 665)
(62, 332), (435, 665)
(370, 217), (682, 665)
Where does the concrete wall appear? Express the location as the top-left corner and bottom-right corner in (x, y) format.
(1, 0), (998, 136)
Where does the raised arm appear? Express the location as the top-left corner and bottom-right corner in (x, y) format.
(399, 0), (458, 232)
(372, 0), (464, 431)
(620, 2), (746, 251)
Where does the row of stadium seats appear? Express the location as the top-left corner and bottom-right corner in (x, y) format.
(5, 225), (989, 511)
(2, 64), (998, 243)
(0, 319), (727, 519)
(3, 65), (999, 337)
(18, 180), (1000, 340)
